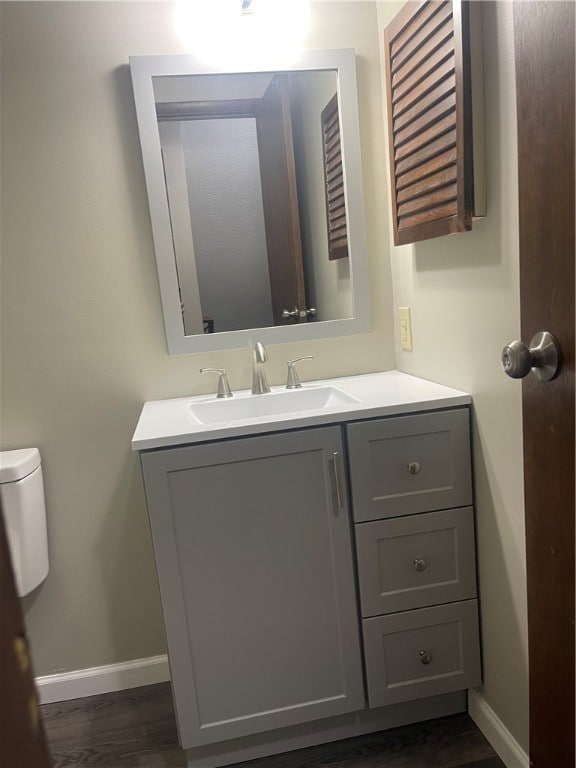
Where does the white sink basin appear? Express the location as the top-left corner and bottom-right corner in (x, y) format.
(188, 386), (360, 425)
(132, 373), (473, 450)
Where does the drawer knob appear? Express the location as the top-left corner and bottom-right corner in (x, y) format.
(413, 558), (427, 572)
(419, 650), (433, 665)
(407, 461), (421, 475)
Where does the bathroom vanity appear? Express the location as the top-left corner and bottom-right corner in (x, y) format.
(132, 371), (481, 767)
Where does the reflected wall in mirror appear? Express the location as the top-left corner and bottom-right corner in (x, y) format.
(130, 50), (371, 353)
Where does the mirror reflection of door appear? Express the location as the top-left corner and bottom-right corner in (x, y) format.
(160, 102), (275, 335)
(154, 69), (353, 336)
(157, 75), (306, 334)
(255, 75), (307, 325)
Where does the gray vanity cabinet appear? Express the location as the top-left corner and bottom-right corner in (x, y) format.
(140, 426), (364, 750)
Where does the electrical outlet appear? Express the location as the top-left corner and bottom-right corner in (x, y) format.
(398, 307), (413, 351)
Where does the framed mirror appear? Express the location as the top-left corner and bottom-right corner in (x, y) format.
(130, 49), (371, 354)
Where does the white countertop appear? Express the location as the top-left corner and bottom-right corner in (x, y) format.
(131, 371), (470, 451)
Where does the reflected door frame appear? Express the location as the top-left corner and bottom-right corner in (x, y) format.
(157, 77), (307, 328)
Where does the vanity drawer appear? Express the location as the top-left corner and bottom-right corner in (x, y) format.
(355, 507), (477, 617)
(346, 409), (472, 522)
(362, 600), (481, 708)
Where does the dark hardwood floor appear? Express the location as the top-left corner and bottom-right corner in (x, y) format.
(39, 683), (505, 768)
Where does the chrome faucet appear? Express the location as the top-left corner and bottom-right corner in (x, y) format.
(200, 368), (233, 398)
(251, 342), (271, 394)
(286, 356), (314, 389)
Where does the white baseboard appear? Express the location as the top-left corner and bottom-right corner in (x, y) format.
(36, 654), (170, 705)
(468, 689), (529, 768)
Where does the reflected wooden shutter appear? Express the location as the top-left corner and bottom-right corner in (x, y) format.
(384, 0), (473, 245)
(321, 93), (349, 260)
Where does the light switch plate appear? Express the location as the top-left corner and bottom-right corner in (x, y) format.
(398, 307), (413, 351)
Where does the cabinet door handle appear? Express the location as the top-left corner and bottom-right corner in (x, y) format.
(407, 461), (421, 475)
(332, 452), (344, 512)
(413, 558), (427, 572)
(419, 650), (433, 665)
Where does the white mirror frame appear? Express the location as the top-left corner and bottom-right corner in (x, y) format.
(130, 49), (371, 354)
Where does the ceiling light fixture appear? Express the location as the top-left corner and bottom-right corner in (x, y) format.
(174, 0), (310, 69)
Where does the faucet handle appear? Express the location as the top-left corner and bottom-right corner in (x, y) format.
(200, 368), (233, 398)
(286, 356), (314, 389)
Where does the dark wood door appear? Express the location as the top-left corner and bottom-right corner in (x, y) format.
(513, 3), (575, 766)
(0, 507), (51, 767)
(256, 75), (307, 325)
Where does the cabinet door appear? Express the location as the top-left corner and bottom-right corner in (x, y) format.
(382, 0), (479, 246)
(141, 427), (364, 748)
(347, 409), (472, 522)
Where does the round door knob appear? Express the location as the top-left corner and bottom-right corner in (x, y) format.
(419, 650), (433, 665)
(501, 340), (533, 378)
(282, 307), (317, 321)
(407, 461), (421, 475)
(501, 331), (559, 381)
(413, 558), (427, 572)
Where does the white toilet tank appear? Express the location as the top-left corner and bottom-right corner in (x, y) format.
(0, 448), (49, 597)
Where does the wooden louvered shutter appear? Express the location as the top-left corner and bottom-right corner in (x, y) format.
(384, 0), (473, 245)
(321, 93), (348, 260)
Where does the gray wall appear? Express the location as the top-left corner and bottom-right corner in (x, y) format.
(182, 118), (273, 332)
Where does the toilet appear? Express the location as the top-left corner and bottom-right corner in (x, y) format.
(0, 448), (49, 597)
